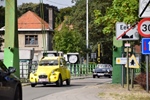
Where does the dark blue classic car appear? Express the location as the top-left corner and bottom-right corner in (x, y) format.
(0, 61), (22, 100)
(93, 64), (112, 78)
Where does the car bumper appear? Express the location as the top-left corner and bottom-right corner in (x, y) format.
(30, 78), (56, 84)
(93, 73), (111, 76)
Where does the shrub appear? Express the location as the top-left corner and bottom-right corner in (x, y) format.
(134, 73), (150, 90)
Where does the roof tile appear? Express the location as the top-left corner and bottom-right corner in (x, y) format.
(18, 11), (50, 29)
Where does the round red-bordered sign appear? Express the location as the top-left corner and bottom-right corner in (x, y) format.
(138, 18), (150, 37)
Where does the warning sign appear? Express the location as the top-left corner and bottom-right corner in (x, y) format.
(125, 55), (140, 69)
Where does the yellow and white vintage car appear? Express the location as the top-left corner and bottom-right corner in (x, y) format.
(29, 56), (71, 87)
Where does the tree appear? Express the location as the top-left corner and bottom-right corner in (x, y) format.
(18, 3), (38, 17)
(18, 3), (58, 25)
(55, 7), (72, 27)
(53, 25), (85, 54)
(94, 0), (139, 34)
(68, 0), (113, 63)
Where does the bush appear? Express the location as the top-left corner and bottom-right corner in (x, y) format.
(134, 73), (150, 90)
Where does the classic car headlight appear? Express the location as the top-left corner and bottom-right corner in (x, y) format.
(51, 70), (55, 75)
(34, 73), (37, 76)
(51, 69), (58, 75)
(107, 69), (110, 72)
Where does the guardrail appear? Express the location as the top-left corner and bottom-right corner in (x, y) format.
(67, 63), (97, 76)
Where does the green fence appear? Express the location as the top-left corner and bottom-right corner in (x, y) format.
(67, 63), (97, 76)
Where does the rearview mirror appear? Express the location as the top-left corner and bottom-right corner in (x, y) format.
(8, 67), (16, 73)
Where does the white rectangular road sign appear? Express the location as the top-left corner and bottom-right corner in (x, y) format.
(116, 22), (139, 40)
(124, 43), (130, 47)
(139, 0), (150, 18)
(116, 57), (139, 64)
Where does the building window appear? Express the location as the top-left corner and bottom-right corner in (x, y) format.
(25, 35), (38, 45)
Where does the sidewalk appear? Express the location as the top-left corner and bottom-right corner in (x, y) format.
(22, 76), (110, 100)
(34, 84), (105, 100)
(22, 76), (150, 100)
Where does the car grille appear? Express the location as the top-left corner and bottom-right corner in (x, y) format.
(39, 75), (47, 78)
(97, 72), (105, 73)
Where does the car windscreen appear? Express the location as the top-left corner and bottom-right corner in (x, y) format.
(96, 64), (112, 69)
(39, 60), (58, 66)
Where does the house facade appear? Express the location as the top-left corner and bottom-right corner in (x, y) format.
(0, 8), (55, 61)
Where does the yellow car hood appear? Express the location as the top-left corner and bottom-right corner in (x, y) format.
(36, 66), (59, 75)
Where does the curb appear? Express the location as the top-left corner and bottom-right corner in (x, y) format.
(22, 76), (92, 86)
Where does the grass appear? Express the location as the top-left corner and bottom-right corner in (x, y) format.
(98, 84), (150, 100)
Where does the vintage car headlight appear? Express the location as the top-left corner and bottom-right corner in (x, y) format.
(51, 69), (58, 75)
(51, 70), (55, 75)
(34, 73), (37, 76)
(107, 69), (110, 72)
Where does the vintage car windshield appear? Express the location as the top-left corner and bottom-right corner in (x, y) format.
(39, 60), (58, 66)
(96, 64), (112, 69)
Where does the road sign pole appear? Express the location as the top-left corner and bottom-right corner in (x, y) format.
(121, 54), (124, 88)
(146, 55), (149, 93)
(131, 68), (134, 88)
(126, 41), (130, 91)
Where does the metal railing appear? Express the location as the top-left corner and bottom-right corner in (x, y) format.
(19, 62), (97, 82)
(19, 61), (141, 83)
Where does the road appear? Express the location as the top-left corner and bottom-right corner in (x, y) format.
(23, 77), (112, 100)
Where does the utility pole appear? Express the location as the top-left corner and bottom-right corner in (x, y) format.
(4, 0), (20, 78)
(86, 0), (89, 75)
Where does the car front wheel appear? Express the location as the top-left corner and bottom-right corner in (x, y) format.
(56, 75), (62, 87)
(31, 84), (36, 87)
(66, 79), (70, 85)
(93, 75), (96, 78)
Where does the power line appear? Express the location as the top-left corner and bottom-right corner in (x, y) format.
(46, 0), (70, 6)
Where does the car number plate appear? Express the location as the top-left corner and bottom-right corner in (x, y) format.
(39, 78), (48, 82)
(98, 73), (104, 76)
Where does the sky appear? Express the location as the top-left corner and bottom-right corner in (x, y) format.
(0, 0), (75, 9)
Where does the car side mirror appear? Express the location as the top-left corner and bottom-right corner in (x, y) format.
(8, 67), (16, 73)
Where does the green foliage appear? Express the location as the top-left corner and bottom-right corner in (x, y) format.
(53, 26), (85, 54)
(55, 7), (72, 26)
(18, 3), (58, 25)
(70, 0), (113, 47)
(18, 3), (39, 17)
(94, 0), (139, 34)
(68, 0), (113, 63)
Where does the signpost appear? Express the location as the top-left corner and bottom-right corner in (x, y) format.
(125, 55), (140, 69)
(139, 0), (150, 18)
(116, 57), (139, 65)
(138, 18), (150, 37)
(141, 38), (150, 93)
(142, 38), (150, 54)
(116, 22), (139, 40)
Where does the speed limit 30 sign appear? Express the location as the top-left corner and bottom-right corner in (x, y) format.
(138, 18), (150, 37)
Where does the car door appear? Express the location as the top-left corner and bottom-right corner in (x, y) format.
(0, 64), (14, 100)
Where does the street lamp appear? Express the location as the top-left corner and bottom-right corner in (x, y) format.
(86, 0), (89, 74)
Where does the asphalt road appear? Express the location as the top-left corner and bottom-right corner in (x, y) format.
(23, 77), (112, 100)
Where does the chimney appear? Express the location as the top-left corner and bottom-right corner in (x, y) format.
(48, 7), (55, 30)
